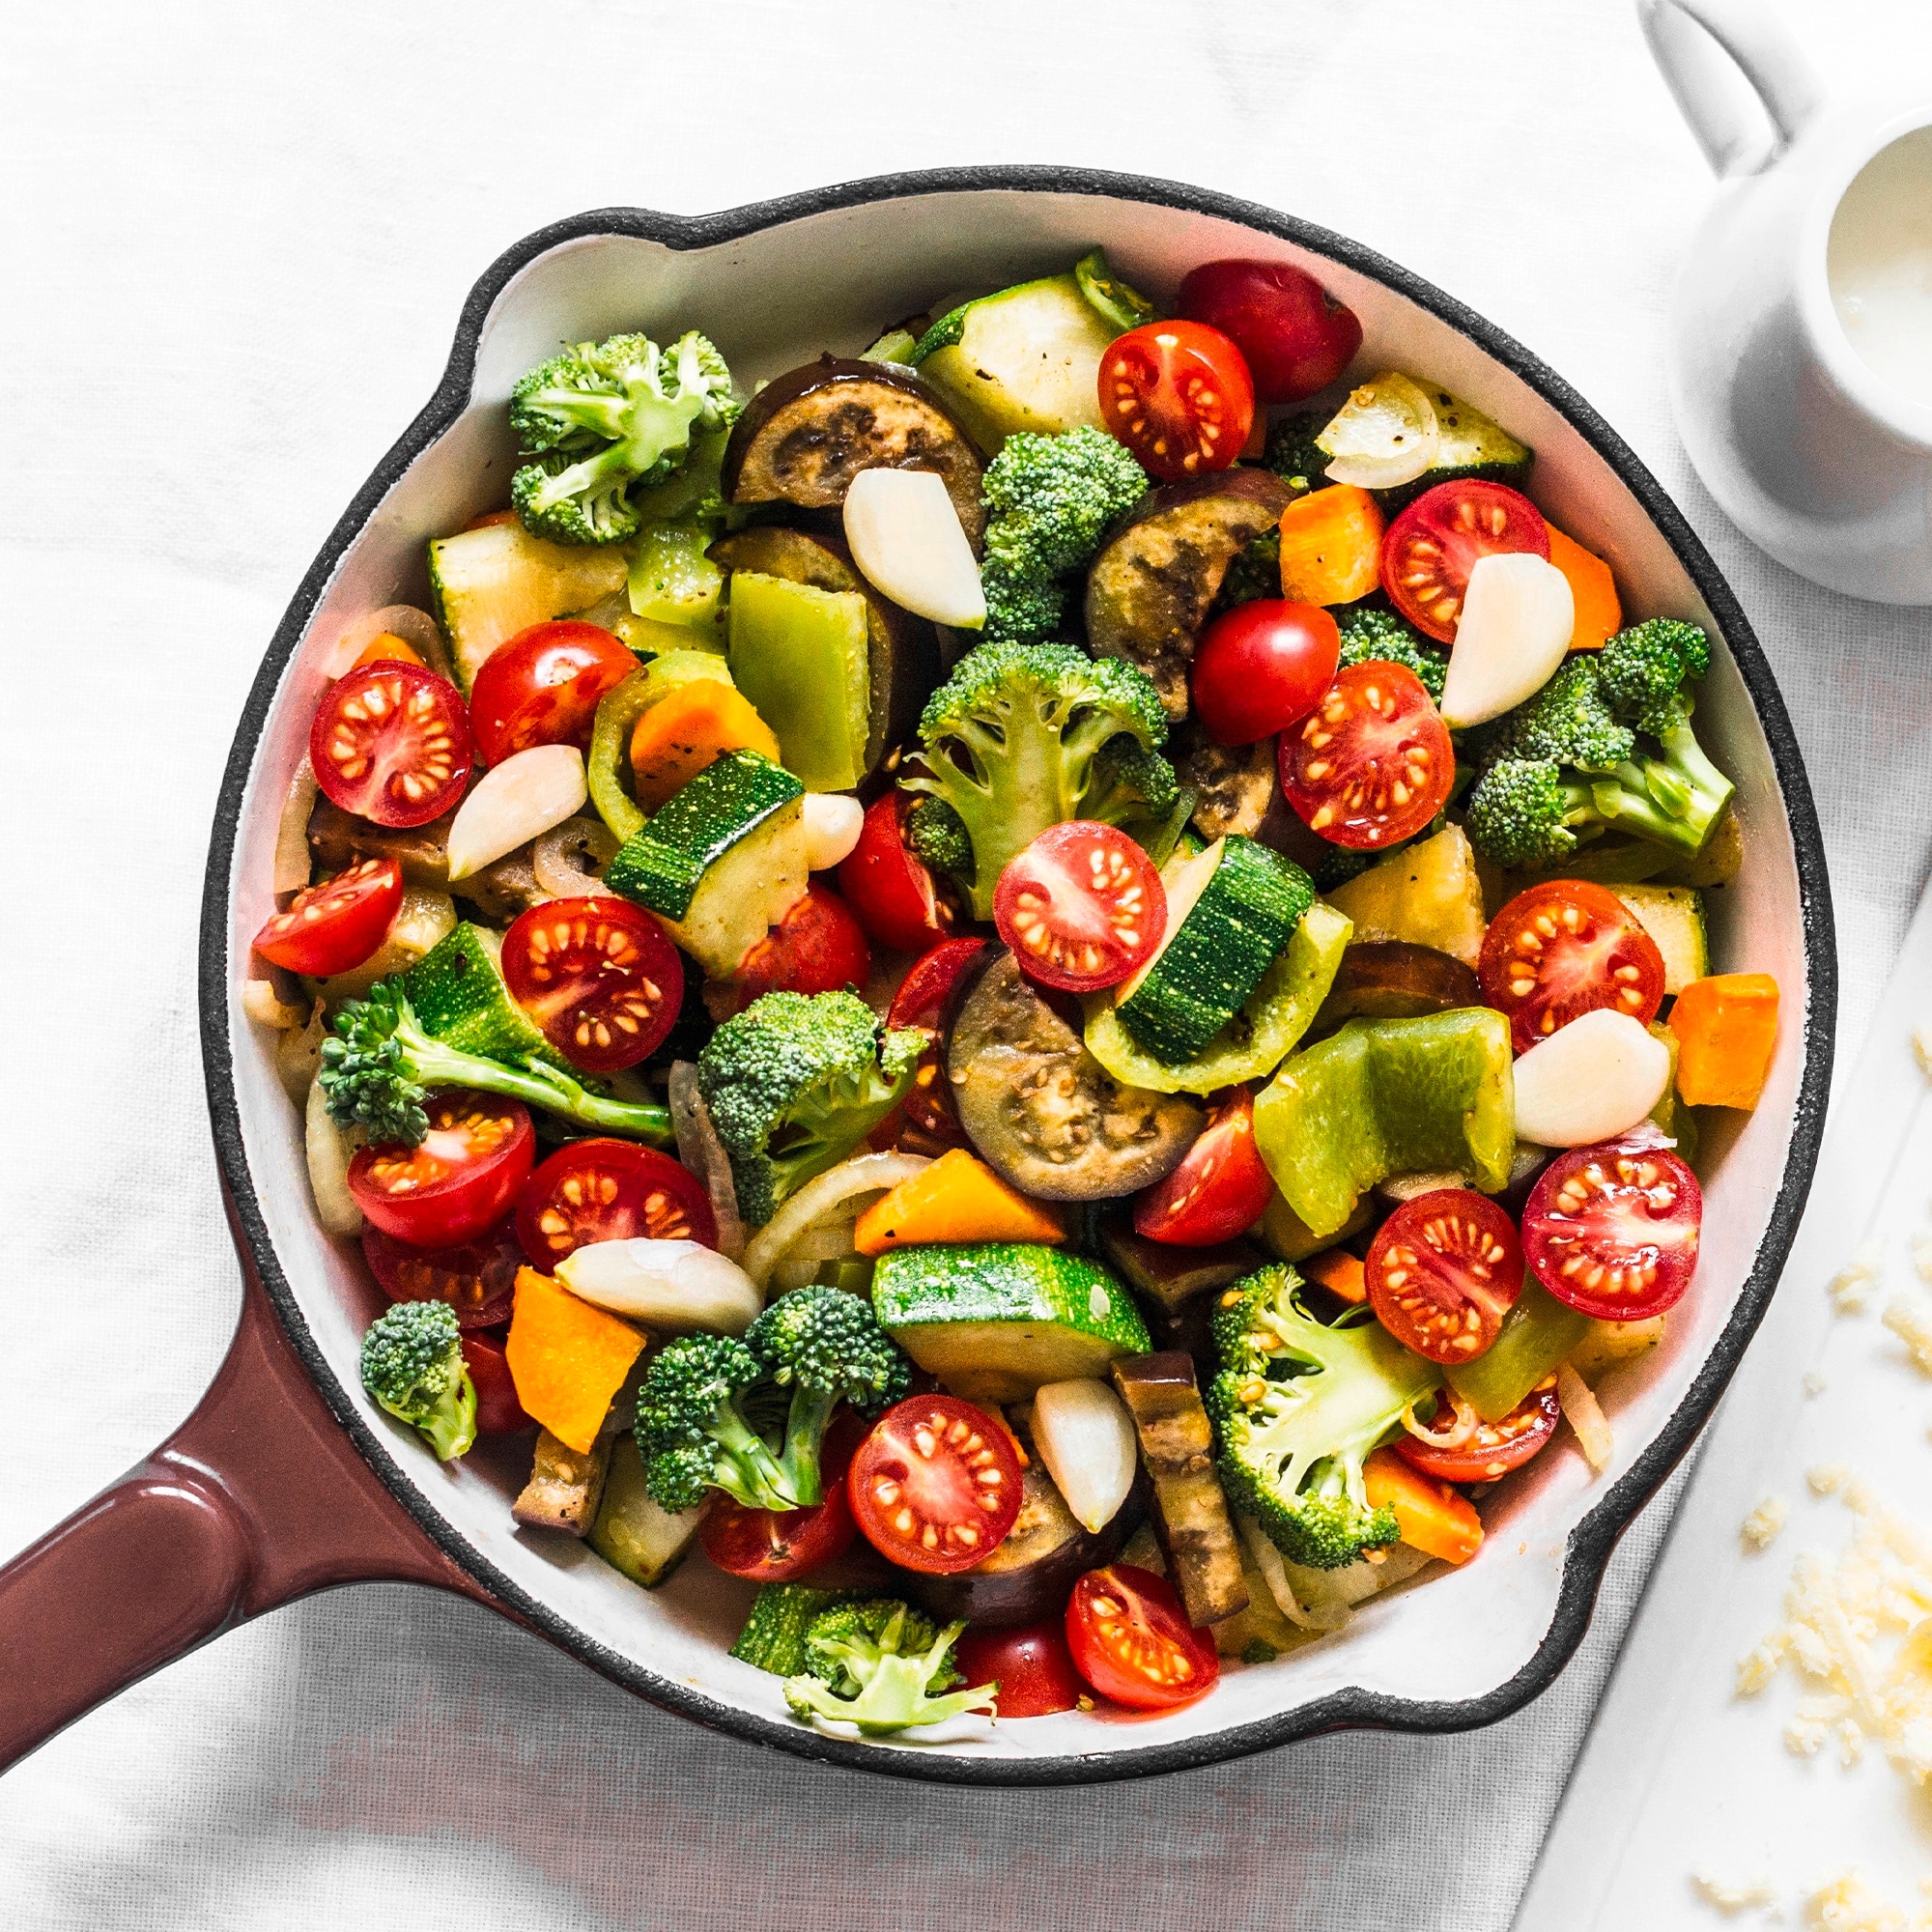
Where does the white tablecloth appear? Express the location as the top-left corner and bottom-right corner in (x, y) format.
(5, 1), (1931, 1924)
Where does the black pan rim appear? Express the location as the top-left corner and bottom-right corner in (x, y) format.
(197, 162), (1836, 1788)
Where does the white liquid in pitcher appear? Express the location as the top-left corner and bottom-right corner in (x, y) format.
(1829, 125), (1932, 412)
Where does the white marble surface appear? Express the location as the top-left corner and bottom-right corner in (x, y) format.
(3, 1), (1931, 1925)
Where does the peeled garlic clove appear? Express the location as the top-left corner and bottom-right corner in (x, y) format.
(1511, 1009), (1671, 1148)
(1438, 553), (1576, 729)
(842, 468), (986, 628)
(802, 793), (866, 871)
(556, 1237), (761, 1336)
(446, 744), (586, 880)
(1030, 1378), (1138, 1534)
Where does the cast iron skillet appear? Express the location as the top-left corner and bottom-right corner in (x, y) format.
(0, 167), (1834, 1785)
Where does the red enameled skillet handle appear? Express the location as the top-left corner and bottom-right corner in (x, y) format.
(0, 1195), (508, 1773)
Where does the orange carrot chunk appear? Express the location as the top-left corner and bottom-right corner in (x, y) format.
(1301, 1247), (1368, 1305)
(1667, 972), (1779, 1110)
(1277, 485), (1385, 607)
(352, 632), (427, 669)
(1543, 523), (1622, 652)
(628, 679), (780, 812)
(1364, 1445), (1484, 1565)
(854, 1149), (1065, 1257)
(503, 1266), (646, 1455)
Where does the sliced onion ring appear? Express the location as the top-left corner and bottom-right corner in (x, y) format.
(669, 1064), (745, 1262)
(533, 814), (621, 899)
(272, 756), (321, 898)
(325, 603), (453, 684)
(741, 1151), (929, 1293)
(1402, 1384), (1478, 1452)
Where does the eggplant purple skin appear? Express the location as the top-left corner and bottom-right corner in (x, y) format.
(906, 1464), (1148, 1629)
(720, 355), (987, 548)
(707, 524), (940, 782)
(1084, 469), (1294, 720)
(1313, 941), (1484, 1032)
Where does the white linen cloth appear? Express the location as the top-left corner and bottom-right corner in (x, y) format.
(3, 0), (1930, 1924)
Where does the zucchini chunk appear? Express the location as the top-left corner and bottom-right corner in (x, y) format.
(1113, 836), (1314, 1064)
(1085, 471), (1294, 720)
(1111, 1352), (1250, 1627)
(1324, 824), (1488, 969)
(720, 356), (985, 547)
(427, 520), (630, 694)
(587, 1437), (709, 1586)
(1615, 884), (1708, 995)
(403, 922), (569, 1070)
(603, 750), (810, 979)
(871, 1241), (1152, 1403)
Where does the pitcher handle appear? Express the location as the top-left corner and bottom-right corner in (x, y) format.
(1637, 0), (1824, 177)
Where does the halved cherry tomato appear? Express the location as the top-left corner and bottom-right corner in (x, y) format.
(1176, 259), (1364, 405)
(838, 793), (953, 955)
(348, 1093), (534, 1247)
(1478, 880), (1667, 1055)
(309, 661), (472, 829)
(1397, 1377), (1561, 1484)
(732, 883), (870, 1005)
(699, 1410), (867, 1581)
(1278, 661), (1454, 850)
(514, 1138), (716, 1268)
(702, 1485), (858, 1582)
(1133, 1086), (1274, 1246)
(880, 937), (990, 1147)
(993, 822), (1166, 994)
(1097, 321), (1254, 482)
(1521, 1138), (1702, 1320)
(468, 621), (637, 765)
(252, 857), (402, 977)
(362, 1215), (522, 1328)
(953, 1619), (1085, 1719)
(1065, 1565), (1219, 1712)
(499, 895), (683, 1073)
(1380, 480), (1550, 643)
(1190, 600), (1341, 747)
(462, 1331), (534, 1435)
(848, 1394), (1024, 1575)
(1367, 1188), (1524, 1365)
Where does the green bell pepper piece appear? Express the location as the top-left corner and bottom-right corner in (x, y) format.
(1444, 1282), (1590, 1423)
(727, 571), (869, 792)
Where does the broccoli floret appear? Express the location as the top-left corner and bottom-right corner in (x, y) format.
(636, 1333), (796, 1513)
(320, 979), (671, 1150)
(508, 330), (740, 547)
(1264, 412), (1328, 493)
(696, 991), (923, 1227)
(1335, 606), (1449, 703)
(745, 1286), (911, 1507)
(782, 1599), (998, 1737)
(897, 639), (1171, 918)
(1206, 1264), (1437, 1571)
(904, 795), (975, 889)
(1500, 657), (1634, 772)
(1463, 623), (1733, 870)
(979, 429), (1149, 646)
(359, 1301), (476, 1461)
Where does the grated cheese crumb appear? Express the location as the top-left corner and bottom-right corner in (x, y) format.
(1804, 1371), (1830, 1397)
(1830, 1240), (1886, 1315)
(1884, 1293), (1932, 1376)
(1805, 1870), (1915, 1931)
(1745, 1495), (1792, 1550)
(1692, 1868), (1781, 1916)
(1914, 1019), (1932, 1077)
(1738, 1476), (1932, 1793)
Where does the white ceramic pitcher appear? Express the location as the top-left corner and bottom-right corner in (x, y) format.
(1640, 0), (1932, 602)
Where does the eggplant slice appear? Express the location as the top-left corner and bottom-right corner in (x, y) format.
(1085, 470), (1293, 720)
(947, 951), (1203, 1202)
(721, 356), (986, 548)
(1174, 723), (1277, 842)
(1312, 941), (1483, 1033)
(708, 525), (939, 783)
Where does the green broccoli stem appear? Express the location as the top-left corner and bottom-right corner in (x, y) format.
(776, 1387), (838, 1510)
(709, 1401), (801, 1513)
(1595, 744), (1730, 854)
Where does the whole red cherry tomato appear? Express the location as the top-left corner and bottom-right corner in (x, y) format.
(1177, 259), (1364, 404)
(1190, 601), (1341, 746)
(953, 1620), (1086, 1718)
(462, 1332), (534, 1435)
(1097, 321), (1255, 481)
(468, 621), (637, 764)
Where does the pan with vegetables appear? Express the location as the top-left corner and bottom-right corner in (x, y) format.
(0, 169), (1829, 1786)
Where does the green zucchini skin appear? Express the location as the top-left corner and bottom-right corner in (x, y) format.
(1116, 837), (1314, 1063)
(603, 750), (803, 922)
